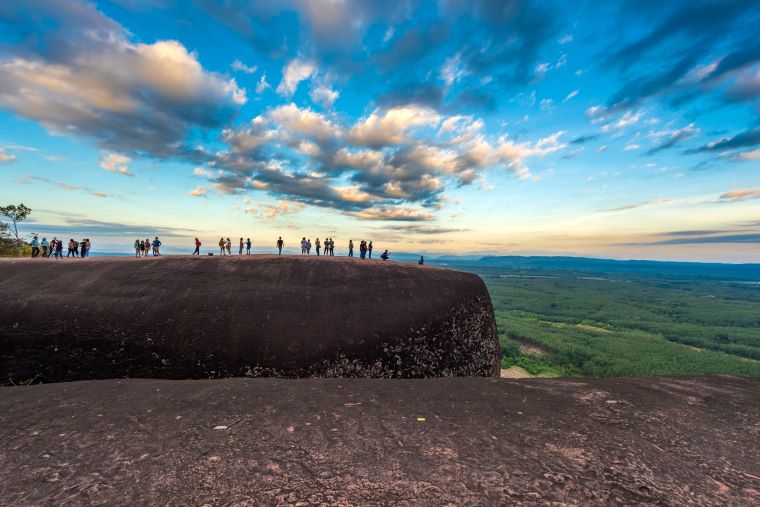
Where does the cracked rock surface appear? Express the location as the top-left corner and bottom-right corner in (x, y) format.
(1, 375), (759, 505)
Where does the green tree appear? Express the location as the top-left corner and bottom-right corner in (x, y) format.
(0, 203), (32, 256)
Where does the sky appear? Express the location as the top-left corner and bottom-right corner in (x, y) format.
(0, 0), (758, 262)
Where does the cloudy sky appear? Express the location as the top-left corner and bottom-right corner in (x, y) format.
(0, 0), (758, 261)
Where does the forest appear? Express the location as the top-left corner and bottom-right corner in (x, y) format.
(440, 257), (760, 377)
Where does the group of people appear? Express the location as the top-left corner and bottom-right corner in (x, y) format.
(297, 237), (338, 256)
(210, 237), (253, 256)
(133, 237), (162, 257)
(29, 235), (91, 258)
(347, 240), (373, 259)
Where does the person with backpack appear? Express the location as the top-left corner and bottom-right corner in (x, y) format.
(359, 240), (366, 259)
(193, 237), (201, 255)
(246, 238), (252, 255)
(68, 239), (77, 257)
(152, 236), (161, 256)
(135, 239), (141, 257)
(277, 237), (284, 254)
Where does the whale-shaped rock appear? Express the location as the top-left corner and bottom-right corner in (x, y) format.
(0, 256), (499, 382)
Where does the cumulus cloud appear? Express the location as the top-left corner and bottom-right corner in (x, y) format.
(99, 152), (133, 176)
(0, 0), (245, 159)
(189, 186), (208, 197)
(310, 85), (339, 109)
(197, 102), (565, 216)
(276, 59), (315, 96)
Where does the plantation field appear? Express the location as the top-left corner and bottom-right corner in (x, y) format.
(440, 258), (760, 377)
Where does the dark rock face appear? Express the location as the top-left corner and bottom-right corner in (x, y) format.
(0, 256), (499, 382)
(1, 376), (759, 505)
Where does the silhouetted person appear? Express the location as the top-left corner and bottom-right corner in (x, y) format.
(315, 238), (321, 256)
(152, 236), (161, 256)
(193, 237), (201, 255)
(380, 249), (390, 260)
(135, 239), (141, 257)
(218, 237), (225, 255)
(239, 237), (244, 255)
(418, 256), (424, 265)
(307, 238), (312, 254)
(368, 241), (373, 258)
(246, 238), (252, 255)
(301, 237), (308, 255)
(225, 238), (232, 255)
(277, 237), (284, 254)
(348, 239), (354, 257)
(79, 239), (86, 257)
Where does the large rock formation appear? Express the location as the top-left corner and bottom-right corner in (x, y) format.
(1, 375), (758, 505)
(0, 256), (499, 382)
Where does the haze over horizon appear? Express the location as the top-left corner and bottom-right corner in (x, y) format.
(0, 0), (758, 263)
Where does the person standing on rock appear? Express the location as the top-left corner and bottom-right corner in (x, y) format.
(55, 238), (63, 258)
(79, 239), (87, 257)
(85, 239), (91, 257)
(40, 237), (49, 258)
(218, 237), (225, 255)
(152, 237), (161, 256)
(348, 240), (354, 257)
(145, 238), (150, 257)
(315, 238), (321, 256)
(225, 238), (232, 256)
(246, 238), (252, 255)
(193, 237), (201, 255)
(277, 237), (284, 255)
(30, 235), (39, 258)
(239, 237), (244, 255)
(301, 237), (307, 255)
(368, 241), (373, 259)
(135, 239), (141, 257)
(330, 238), (335, 256)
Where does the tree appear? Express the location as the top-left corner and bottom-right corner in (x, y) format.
(0, 203), (31, 242)
(0, 203), (32, 256)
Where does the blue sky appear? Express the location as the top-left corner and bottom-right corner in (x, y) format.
(0, 0), (758, 261)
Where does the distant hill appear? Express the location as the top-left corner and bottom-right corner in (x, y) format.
(472, 255), (760, 280)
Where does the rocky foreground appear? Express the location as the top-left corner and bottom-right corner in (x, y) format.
(2, 375), (759, 505)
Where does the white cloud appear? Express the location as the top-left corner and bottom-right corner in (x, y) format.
(269, 103), (339, 141)
(558, 34), (574, 44)
(231, 59), (257, 74)
(0, 148), (16, 164)
(99, 152), (133, 176)
(256, 73), (271, 94)
(276, 59), (315, 96)
(441, 53), (467, 87)
(310, 85), (339, 109)
(540, 98), (555, 111)
(562, 89), (579, 102)
(190, 186), (208, 197)
(595, 145), (608, 153)
(624, 144), (640, 151)
(534, 62), (550, 80)
(348, 105), (441, 146)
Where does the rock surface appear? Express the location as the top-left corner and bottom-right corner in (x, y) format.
(0, 256), (499, 381)
(1, 375), (758, 505)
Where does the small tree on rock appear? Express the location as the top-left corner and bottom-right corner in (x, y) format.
(0, 203), (32, 255)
